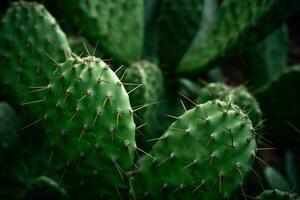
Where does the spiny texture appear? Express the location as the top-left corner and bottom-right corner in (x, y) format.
(23, 176), (70, 200)
(158, 0), (208, 68)
(38, 55), (136, 198)
(0, 1), (71, 107)
(177, 0), (300, 74)
(256, 189), (300, 200)
(124, 61), (164, 149)
(0, 102), (18, 155)
(197, 83), (262, 126)
(257, 65), (300, 143)
(244, 25), (289, 87)
(56, 0), (144, 64)
(132, 100), (256, 199)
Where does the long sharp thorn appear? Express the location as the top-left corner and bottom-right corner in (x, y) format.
(128, 83), (143, 95)
(180, 99), (187, 112)
(178, 91), (198, 106)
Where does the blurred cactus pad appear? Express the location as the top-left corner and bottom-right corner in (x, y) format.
(0, 0), (300, 199)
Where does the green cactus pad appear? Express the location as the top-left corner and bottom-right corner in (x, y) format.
(132, 100), (256, 199)
(0, 1), (71, 107)
(124, 61), (164, 149)
(177, 0), (300, 74)
(257, 65), (300, 143)
(56, 0), (144, 64)
(244, 25), (289, 88)
(23, 176), (70, 200)
(0, 102), (18, 155)
(197, 83), (262, 126)
(256, 189), (300, 200)
(158, 0), (212, 68)
(37, 55), (136, 197)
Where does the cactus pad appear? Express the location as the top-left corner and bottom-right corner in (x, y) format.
(56, 0), (144, 64)
(0, 1), (71, 106)
(132, 100), (257, 199)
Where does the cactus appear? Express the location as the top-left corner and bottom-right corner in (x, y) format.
(29, 55), (136, 198)
(124, 61), (164, 149)
(256, 189), (300, 200)
(257, 65), (300, 143)
(264, 166), (290, 191)
(55, 0), (144, 64)
(176, 0), (300, 74)
(23, 176), (70, 200)
(158, 0), (217, 68)
(197, 83), (262, 126)
(244, 25), (289, 87)
(0, 1), (71, 108)
(0, 102), (18, 155)
(131, 100), (257, 199)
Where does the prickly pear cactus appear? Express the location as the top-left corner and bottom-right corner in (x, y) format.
(56, 0), (144, 64)
(34, 55), (136, 198)
(256, 189), (300, 200)
(197, 83), (262, 126)
(0, 102), (18, 155)
(158, 0), (215, 68)
(124, 61), (164, 149)
(23, 176), (70, 200)
(258, 65), (300, 143)
(131, 100), (257, 199)
(0, 1), (71, 107)
(244, 25), (289, 87)
(177, 0), (300, 74)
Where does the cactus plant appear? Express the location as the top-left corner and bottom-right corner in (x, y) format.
(124, 60), (164, 149)
(256, 189), (300, 200)
(244, 25), (289, 87)
(55, 0), (144, 64)
(176, 0), (300, 74)
(197, 83), (262, 126)
(132, 100), (257, 199)
(0, 1), (71, 110)
(0, 102), (18, 155)
(257, 65), (300, 143)
(23, 176), (70, 200)
(0, 0), (299, 199)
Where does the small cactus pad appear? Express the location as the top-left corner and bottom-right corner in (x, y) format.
(257, 65), (300, 143)
(132, 100), (257, 199)
(0, 102), (18, 155)
(177, 0), (300, 74)
(23, 176), (70, 200)
(124, 61), (164, 149)
(38, 55), (136, 196)
(256, 189), (300, 200)
(56, 0), (144, 64)
(197, 83), (262, 126)
(0, 1), (71, 106)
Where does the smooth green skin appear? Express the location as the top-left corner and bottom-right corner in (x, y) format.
(132, 100), (256, 199)
(23, 176), (70, 200)
(0, 102), (18, 154)
(0, 1), (71, 108)
(56, 0), (144, 64)
(264, 167), (290, 192)
(177, 0), (300, 75)
(158, 0), (206, 68)
(257, 65), (300, 143)
(197, 83), (262, 126)
(244, 25), (289, 88)
(124, 61), (164, 150)
(37, 55), (136, 198)
(256, 189), (300, 200)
